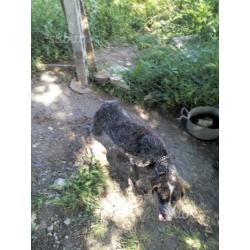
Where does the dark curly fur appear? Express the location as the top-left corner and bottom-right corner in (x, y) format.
(91, 101), (168, 162)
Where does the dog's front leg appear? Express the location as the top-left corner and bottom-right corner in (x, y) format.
(129, 164), (150, 194)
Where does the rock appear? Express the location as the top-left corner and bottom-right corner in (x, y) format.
(109, 75), (130, 90)
(48, 126), (53, 131)
(64, 218), (71, 225)
(143, 93), (153, 101)
(108, 65), (129, 74)
(69, 78), (92, 94)
(172, 35), (196, 49)
(93, 70), (109, 84)
(47, 225), (53, 231)
(32, 142), (40, 148)
(196, 117), (213, 128)
(51, 178), (66, 191)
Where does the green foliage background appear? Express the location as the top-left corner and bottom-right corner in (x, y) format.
(32, 0), (218, 110)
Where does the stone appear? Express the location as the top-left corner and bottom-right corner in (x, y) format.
(143, 93), (153, 101)
(93, 70), (110, 84)
(47, 225), (53, 231)
(32, 142), (40, 148)
(51, 178), (66, 191)
(109, 75), (130, 90)
(172, 35), (196, 49)
(69, 79), (92, 94)
(64, 218), (71, 225)
(108, 65), (129, 74)
(196, 117), (213, 128)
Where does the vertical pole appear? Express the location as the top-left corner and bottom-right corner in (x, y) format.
(63, 0), (89, 89)
(79, 0), (98, 72)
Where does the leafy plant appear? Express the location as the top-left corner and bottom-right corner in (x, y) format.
(120, 230), (149, 250)
(31, 0), (72, 70)
(122, 40), (218, 111)
(32, 192), (46, 211)
(50, 157), (107, 214)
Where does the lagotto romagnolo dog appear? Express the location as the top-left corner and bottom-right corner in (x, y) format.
(89, 101), (189, 221)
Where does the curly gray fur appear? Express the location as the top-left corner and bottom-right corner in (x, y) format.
(91, 101), (168, 163)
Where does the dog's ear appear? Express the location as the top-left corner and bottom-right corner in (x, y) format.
(150, 177), (159, 193)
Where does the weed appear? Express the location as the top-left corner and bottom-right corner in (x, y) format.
(31, 192), (46, 211)
(49, 157), (107, 214)
(159, 225), (218, 250)
(120, 229), (149, 250)
(89, 218), (108, 239)
(123, 41), (218, 111)
(31, 0), (72, 70)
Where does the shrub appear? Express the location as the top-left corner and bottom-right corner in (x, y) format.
(123, 40), (218, 111)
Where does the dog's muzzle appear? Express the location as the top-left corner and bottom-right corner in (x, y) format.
(159, 202), (175, 221)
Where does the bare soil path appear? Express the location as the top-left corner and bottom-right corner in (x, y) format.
(31, 45), (218, 250)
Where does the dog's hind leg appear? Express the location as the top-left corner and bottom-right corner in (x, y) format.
(92, 108), (105, 136)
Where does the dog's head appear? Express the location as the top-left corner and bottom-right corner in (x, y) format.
(151, 161), (189, 221)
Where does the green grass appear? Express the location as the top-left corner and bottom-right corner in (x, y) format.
(49, 157), (107, 214)
(89, 218), (108, 239)
(31, 0), (72, 71)
(120, 229), (149, 250)
(159, 225), (218, 250)
(31, 192), (46, 211)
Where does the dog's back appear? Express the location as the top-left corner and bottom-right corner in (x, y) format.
(92, 101), (167, 160)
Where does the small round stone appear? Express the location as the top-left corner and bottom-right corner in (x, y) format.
(47, 225), (53, 231)
(64, 218), (71, 225)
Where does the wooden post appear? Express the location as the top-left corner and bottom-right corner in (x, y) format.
(63, 0), (89, 92)
(79, 0), (98, 72)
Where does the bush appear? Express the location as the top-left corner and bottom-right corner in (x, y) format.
(31, 0), (72, 70)
(123, 40), (218, 111)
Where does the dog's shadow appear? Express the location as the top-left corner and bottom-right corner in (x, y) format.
(106, 148), (135, 193)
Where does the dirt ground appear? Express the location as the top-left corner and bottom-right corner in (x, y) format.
(31, 45), (219, 250)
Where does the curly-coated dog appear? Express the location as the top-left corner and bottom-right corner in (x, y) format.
(90, 101), (189, 221)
